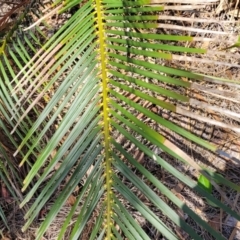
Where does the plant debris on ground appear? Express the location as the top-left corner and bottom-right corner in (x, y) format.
(0, 0), (240, 239)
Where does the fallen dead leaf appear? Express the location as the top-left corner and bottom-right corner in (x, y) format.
(208, 216), (220, 232)
(39, 208), (47, 219)
(1, 183), (10, 198)
(67, 195), (76, 206)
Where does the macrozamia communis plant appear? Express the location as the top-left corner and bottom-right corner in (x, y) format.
(0, 0), (240, 239)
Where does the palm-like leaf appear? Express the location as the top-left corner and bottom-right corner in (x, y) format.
(1, 0), (240, 239)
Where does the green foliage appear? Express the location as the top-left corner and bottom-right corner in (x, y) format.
(0, 0), (240, 239)
(198, 175), (212, 193)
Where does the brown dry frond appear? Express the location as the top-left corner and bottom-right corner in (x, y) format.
(0, 0), (30, 33)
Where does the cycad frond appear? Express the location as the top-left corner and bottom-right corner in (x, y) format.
(1, 0), (240, 239)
